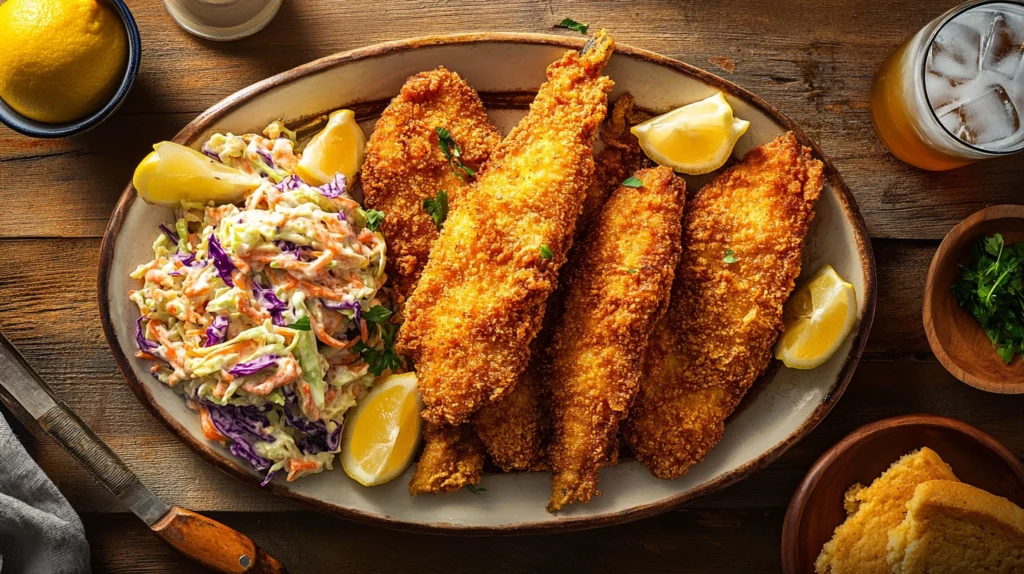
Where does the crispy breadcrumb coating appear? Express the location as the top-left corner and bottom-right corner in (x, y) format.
(472, 93), (655, 471)
(546, 166), (685, 511)
(623, 132), (824, 480)
(362, 66), (502, 305)
(361, 68), (500, 494)
(408, 422), (486, 495)
(398, 31), (616, 425)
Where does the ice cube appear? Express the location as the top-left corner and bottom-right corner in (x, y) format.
(944, 85), (1019, 146)
(929, 21), (983, 83)
(981, 13), (1024, 79)
(925, 71), (961, 112)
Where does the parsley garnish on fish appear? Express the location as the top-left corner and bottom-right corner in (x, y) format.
(435, 127), (476, 181)
(622, 176), (643, 188)
(626, 268), (639, 274)
(467, 484), (487, 495)
(951, 233), (1024, 364)
(723, 249), (739, 264)
(364, 209), (385, 232)
(556, 18), (589, 34)
(423, 189), (449, 230)
(287, 317), (311, 331)
(540, 244), (553, 260)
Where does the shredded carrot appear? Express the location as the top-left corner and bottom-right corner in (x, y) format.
(359, 319), (369, 342)
(200, 407), (227, 443)
(285, 458), (320, 482)
(310, 315), (349, 349)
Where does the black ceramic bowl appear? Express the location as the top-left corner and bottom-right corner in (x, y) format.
(0, 0), (141, 138)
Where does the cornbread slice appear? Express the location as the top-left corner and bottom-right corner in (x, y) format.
(887, 480), (1024, 573)
(815, 448), (959, 573)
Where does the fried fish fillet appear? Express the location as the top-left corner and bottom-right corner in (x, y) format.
(546, 166), (685, 511)
(472, 94), (654, 472)
(362, 66), (502, 304)
(408, 422), (487, 495)
(623, 132), (824, 480)
(399, 31), (616, 426)
(361, 67), (501, 494)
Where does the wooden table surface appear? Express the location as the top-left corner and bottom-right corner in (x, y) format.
(3, 0), (1024, 571)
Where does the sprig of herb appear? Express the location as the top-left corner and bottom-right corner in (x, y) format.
(423, 190), (449, 231)
(287, 317), (311, 331)
(363, 305), (393, 325)
(622, 176), (643, 188)
(365, 209), (385, 232)
(435, 127), (476, 181)
(556, 18), (589, 34)
(353, 320), (401, 377)
(467, 484), (487, 495)
(723, 249), (739, 264)
(540, 244), (553, 260)
(951, 233), (1024, 364)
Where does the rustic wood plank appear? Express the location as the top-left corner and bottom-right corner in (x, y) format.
(83, 508), (787, 574)
(2, 0), (1022, 239)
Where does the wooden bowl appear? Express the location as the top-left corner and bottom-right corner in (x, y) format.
(781, 414), (1024, 574)
(924, 204), (1024, 393)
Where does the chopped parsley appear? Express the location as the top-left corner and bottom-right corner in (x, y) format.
(540, 244), (553, 260)
(626, 268), (639, 274)
(951, 233), (1024, 364)
(723, 249), (739, 264)
(363, 305), (393, 325)
(435, 127), (476, 181)
(364, 209), (385, 232)
(353, 320), (401, 377)
(467, 484), (487, 495)
(423, 190), (449, 231)
(556, 18), (589, 34)
(622, 176), (643, 188)
(287, 317), (311, 331)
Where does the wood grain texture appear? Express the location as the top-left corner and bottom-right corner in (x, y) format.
(2, 0), (1023, 571)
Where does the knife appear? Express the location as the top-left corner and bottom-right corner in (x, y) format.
(0, 331), (286, 574)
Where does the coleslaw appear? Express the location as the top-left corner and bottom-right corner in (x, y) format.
(130, 122), (395, 484)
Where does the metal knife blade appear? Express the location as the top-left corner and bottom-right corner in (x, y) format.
(0, 331), (170, 525)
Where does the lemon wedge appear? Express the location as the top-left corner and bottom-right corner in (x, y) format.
(296, 109), (366, 186)
(631, 92), (750, 175)
(341, 372), (423, 486)
(774, 265), (858, 370)
(132, 142), (262, 206)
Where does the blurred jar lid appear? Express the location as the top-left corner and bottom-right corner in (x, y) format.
(163, 0), (282, 41)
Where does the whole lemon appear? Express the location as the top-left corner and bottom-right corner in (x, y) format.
(0, 0), (128, 124)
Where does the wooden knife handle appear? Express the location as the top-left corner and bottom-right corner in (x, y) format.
(152, 507), (287, 573)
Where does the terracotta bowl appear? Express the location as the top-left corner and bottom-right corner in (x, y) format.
(781, 414), (1024, 574)
(924, 204), (1024, 393)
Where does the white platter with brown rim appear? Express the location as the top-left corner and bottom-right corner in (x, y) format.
(99, 33), (876, 534)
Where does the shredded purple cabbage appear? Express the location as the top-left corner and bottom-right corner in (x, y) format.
(207, 235), (236, 287)
(135, 316), (158, 351)
(284, 408), (326, 435)
(255, 147), (276, 168)
(274, 240), (300, 258)
(326, 423), (342, 451)
(159, 224), (180, 245)
(204, 403), (275, 470)
(251, 280), (288, 326)
(338, 211), (347, 222)
(296, 422), (343, 455)
(175, 251), (196, 266)
(317, 174), (347, 198)
(205, 315), (229, 347)
(228, 354), (280, 376)
(260, 471), (277, 487)
(275, 175), (302, 191)
(321, 299), (361, 324)
(201, 144), (221, 162)
(169, 270), (183, 277)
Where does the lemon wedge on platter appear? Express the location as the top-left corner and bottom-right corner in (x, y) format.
(132, 141), (262, 206)
(631, 92), (750, 175)
(774, 265), (858, 370)
(341, 372), (424, 487)
(296, 109), (366, 186)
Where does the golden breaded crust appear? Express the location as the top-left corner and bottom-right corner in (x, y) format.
(398, 32), (616, 425)
(471, 93), (650, 472)
(408, 422), (485, 495)
(546, 166), (685, 511)
(623, 132), (824, 480)
(361, 66), (502, 304)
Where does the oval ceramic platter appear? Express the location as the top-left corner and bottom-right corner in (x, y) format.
(100, 33), (876, 534)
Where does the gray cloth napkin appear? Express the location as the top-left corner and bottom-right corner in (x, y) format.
(0, 410), (90, 573)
